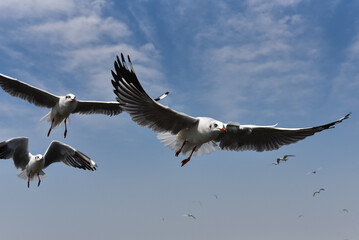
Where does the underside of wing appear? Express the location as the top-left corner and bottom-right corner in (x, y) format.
(111, 54), (198, 134)
(0, 73), (59, 108)
(43, 141), (97, 171)
(0, 137), (29, 170)
(217, 113), (351, 152)
(73, 100), (123, 116)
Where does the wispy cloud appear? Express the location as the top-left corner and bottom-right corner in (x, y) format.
(189, 0), (323, 120)
(24, 15), (130, 47)
(0, 0), (167, 101)
(0, 0), (76, 19)
(332, 34), (359, 108)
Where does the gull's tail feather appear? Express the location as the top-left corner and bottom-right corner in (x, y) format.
(158, 132), (219, 156)
(17, 170), (46, 181)
(40, 112), (51, 122)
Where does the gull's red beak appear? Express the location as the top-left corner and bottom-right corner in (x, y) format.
(219, 127), (226, 133)
(72, 97), (76, 102)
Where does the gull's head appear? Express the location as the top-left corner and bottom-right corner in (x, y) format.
(65, 94), (76, 102)
(35, 154), (43, 162)
(208, 120), (226, 133)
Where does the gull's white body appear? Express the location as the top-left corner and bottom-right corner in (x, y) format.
(158, 117), (224, 156)
(40, 94), (78, 128)
(19, 153), (46, 181)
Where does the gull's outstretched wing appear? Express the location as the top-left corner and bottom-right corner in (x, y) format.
(0, 73), (59, 108)
(43, 141), (97, 171)
(112, 54), (198, 134)
(0, 137), (29, 170)
(73, 100), (123, 116)
(217, 113), (351, 152)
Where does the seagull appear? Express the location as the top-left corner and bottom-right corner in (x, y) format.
(313, 188), (325, 197)
(0, 73), (168, 138)
(276, 154), (295, 163)
(342, 208), (349, 213)
(183, 214), (196, 219)
(213, 194), (219, 199)
(0, 137), (97, 188)
(306, 167), (321, 175)
(111, 53), (351, 167)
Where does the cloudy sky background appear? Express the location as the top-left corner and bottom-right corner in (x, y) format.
(0, 0), (358, 239)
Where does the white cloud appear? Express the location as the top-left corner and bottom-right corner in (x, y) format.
(247, 0), (303, 12)
(0, 0), (76, 19)
(0, 0), (167, 101)
(25, 15), (130, 47)
(57, 43), (165, 99)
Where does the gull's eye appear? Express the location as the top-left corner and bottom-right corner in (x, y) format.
(214, 123), (218, 128)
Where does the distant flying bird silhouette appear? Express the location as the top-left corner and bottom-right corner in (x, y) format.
(313, 188), (325, 197)
(214, 194), (219, 199)
(343, 209), (349, 213)
(183, 214), (197, 219)
(306, 167), (322, 175)
(276, 154), (295, 163)
(0, 73), (168, 138)
(112, 53), (351, 167)
(0, 137), (97, 188)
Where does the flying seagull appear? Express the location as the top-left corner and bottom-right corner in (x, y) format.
(306, 167), (321, 175)
(313, 188), (325, 197)
(183, 214), (197, 219)
(273, 154), (295, 165)
(342, 208), (349, 213)
(0, 137), (97, 188)
(111, 53), (351, 167)
(0, 73), (168, 138)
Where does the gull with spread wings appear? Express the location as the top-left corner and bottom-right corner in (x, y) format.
(0, 137), (97, 188)
(112, 54), (351, 167)
(0, 73), (168, 138)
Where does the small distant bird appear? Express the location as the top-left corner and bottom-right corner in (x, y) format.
(0, 73), (168, 138)
(154, 92), (169, 101)
(298, 214), (303, 218)
(306, 167), (322, 175)
(0, 137), (97, 188)
(343, 209), (349, 213)
(213, 194), (219, 199)
(276, 155), (295, 164)
(112, 53), (350, 167)
(183, 214), (196, 219)
(313, 188), (325, 197)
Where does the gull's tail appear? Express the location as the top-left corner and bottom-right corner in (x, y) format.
(17, 170), (46, 181)
(40, 112), (51, 122)
(157, 132), (219, 156)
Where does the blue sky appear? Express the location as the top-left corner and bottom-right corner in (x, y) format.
(0, 0), (358, 239)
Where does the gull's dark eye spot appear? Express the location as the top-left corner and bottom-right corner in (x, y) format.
(214, 123), (218, 128)
(209, 125), (212, 128)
